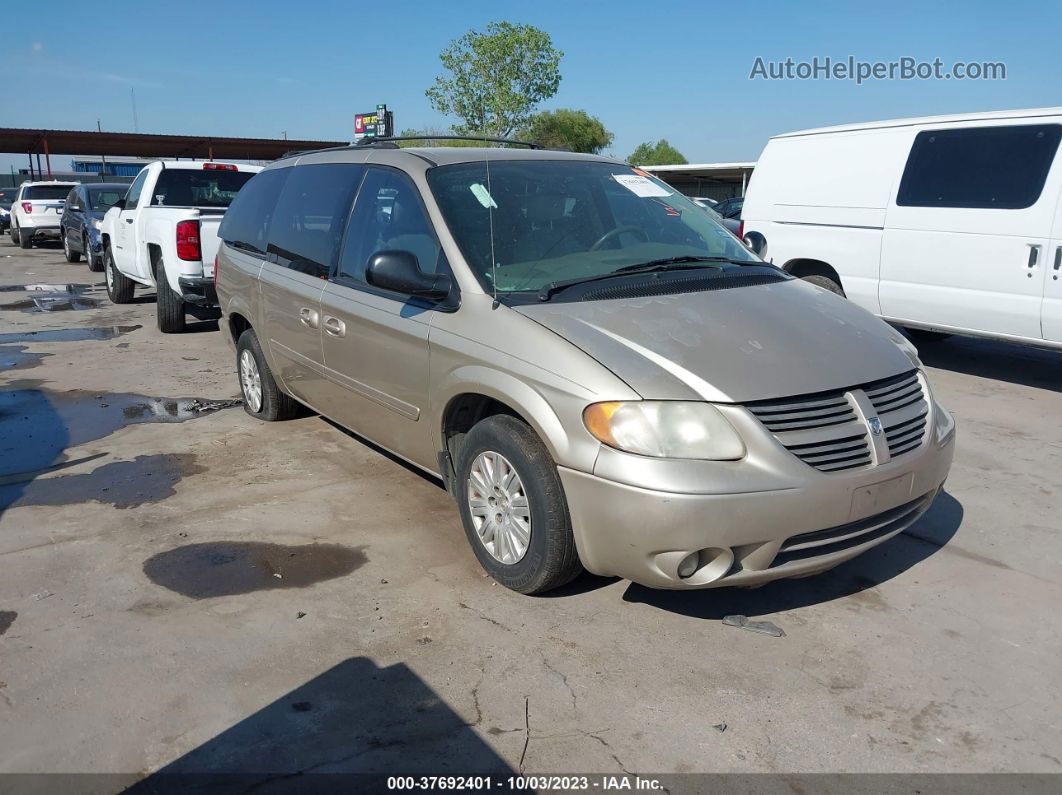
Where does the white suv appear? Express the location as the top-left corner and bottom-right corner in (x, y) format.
(8, 181), (78, 249)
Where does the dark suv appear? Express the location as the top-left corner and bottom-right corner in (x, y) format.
(60, 183), (127, 271)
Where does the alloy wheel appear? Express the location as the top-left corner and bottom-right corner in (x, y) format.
(239, 349), (263, 413)
(467, 451), (532, 564)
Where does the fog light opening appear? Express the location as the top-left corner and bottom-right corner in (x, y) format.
(677, 551), (700, 579)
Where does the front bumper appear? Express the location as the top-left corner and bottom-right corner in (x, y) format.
(177, 276), (218, 307)
(559, 421), (955, 589)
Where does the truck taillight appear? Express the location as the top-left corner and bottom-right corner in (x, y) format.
(21, 202), (32, 214)
(203, 163), (238, 171)
(176, 220), (202, 261)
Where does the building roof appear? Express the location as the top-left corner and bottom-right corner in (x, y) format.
(776, 106), (1062, 138)
(0, 128), (348, 160)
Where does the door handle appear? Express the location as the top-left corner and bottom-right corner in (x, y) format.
(298, 307), (319, 328)
(1054, 246), (1061, 280)
(1026, 244), (1042, 276)
(124, 218), (134, 224)
(323, 315), (346, 337)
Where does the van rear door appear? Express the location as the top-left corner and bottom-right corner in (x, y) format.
(1042, 181), (1062, 343)
(879, 122), (1062, 340)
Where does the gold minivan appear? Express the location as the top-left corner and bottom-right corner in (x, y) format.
(215, 140), (955, 594)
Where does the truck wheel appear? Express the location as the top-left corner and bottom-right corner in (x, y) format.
(85, 234), (103, 272)
(63, 229), (81, 262)
(155, 259), (186, 334)
(236, 329), (299, 421)
(455, 415), (582, 594)
(19, 228), (32, 249)
(105, 247), (135, 304)
(801, 274), (844, 296)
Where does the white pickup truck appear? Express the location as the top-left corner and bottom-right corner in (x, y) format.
(100, 160), (261, 332)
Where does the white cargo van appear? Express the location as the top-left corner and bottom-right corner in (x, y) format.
(741, 107), (1062, 348)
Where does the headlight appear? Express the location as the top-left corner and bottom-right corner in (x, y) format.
(91, 218), (103, 230)
(583, 401), (745, 460)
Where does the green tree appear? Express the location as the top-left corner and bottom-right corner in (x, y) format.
(627, 139), (688, 166)
(521, 108), (613, 153)
(426, 21), (563, 138)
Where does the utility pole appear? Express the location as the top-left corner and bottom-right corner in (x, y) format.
(282, 131), (287, 140)
(97, 119), (108, 176)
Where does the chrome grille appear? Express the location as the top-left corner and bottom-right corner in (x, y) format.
(864, 371), (928, 459)
(746, 392), (871, 472)
(745, 369), (928, 473)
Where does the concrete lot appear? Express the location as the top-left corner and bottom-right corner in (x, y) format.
(0, 243), (1060, 784)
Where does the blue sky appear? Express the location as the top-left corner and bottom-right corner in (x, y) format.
(3, 0), (1060, 172)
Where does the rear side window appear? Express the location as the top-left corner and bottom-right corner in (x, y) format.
(219, 168), (291, 255)
(267, 164), (364, 277)
(125, 170), (148, 208)
(897, 124), (1062, 209)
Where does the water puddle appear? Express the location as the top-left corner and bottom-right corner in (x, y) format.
(0, 283), (104, 313)
(0, 325), (141, 344)
(0, 611), (15, 636)
(142, 542), (368, 599)
(0, 382), (241, 479)
(0, 453), (204, 511)
(0, 344), (52, 370)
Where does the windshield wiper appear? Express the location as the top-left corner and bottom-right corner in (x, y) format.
(537, 256), (746, 301)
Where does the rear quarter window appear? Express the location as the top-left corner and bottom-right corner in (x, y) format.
(896, 124), (1062, 209)
(219, 168), (291, 255)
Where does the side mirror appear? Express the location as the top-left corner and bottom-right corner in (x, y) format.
(366, 250), (452, 301)
(743, 231), (767, 258)
(113, 198), (126, 211)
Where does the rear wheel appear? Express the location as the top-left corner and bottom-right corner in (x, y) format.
(155, 258), (186, 334)
(236, 329), (299, 421)
(85, 234), (103, 272)
(801, 274), (844, 296)
(105, 247), (135, 304)
(455, 415), (582, 594)
(19, 227), (32, 249)
(63, 229), (81, 262)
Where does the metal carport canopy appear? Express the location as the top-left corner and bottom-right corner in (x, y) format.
(0, 128), (349, 161)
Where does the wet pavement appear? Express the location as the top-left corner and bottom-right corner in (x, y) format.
(1, 245), (1061, 781)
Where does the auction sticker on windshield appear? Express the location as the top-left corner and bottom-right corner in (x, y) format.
(613, 173), (672, 198)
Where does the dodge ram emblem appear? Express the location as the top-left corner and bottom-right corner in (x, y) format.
(868, 417), (883, 436)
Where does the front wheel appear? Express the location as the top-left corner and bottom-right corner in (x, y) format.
(236, 329), (299, 421)
(85, 234), (103, 272)
(105, 247), (135, 304)
(455, 415), (582, 594)
(63, 229), (81, 262)
(801, 274), (844, 296)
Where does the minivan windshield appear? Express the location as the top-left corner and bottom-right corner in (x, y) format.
(24, 185), (76, 201)
(149, 169), (254, 208)
(427, 160), (758, 296)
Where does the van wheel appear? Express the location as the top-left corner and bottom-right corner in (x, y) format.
(63, 229), (81, 262)
(105, 247), (135, 304)
(801, 274), (844, 296)
(236, 329), (299, 421)
(155, 260), (186, 334)
(85, 234), (103, 272)
(906, 328), (952, 344)
(455, 415), (582, 594)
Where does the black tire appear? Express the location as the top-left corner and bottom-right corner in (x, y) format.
(155, 258), (186, 334)
(455, 415), (582, 594)
(19, 227), (32, 249)
(9, 226), (19, 245)
(906, 328), (953, 344)
(85, 234), (103, 272)
(62, 229), (81, 262)
(801, 274), (845, 296)
(104, 246), (135, 304)
(236, 329), (299, 422)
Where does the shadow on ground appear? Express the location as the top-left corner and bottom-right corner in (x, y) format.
(912, 334), (1062, 392)
(125, 657), (514, 793)
(622, 490), (964, 619)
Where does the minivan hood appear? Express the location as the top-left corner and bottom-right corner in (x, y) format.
(514, 279), (915, 403)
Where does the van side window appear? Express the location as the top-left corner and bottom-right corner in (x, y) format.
(266, 164), (364, 278)
(338, 168), (445, 284)
(219, 167), (291, 255)
(897, 124), (1062, 210)
(125, 170), (148, 209)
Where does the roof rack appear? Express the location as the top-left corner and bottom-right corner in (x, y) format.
(354, 135), (542, 150)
